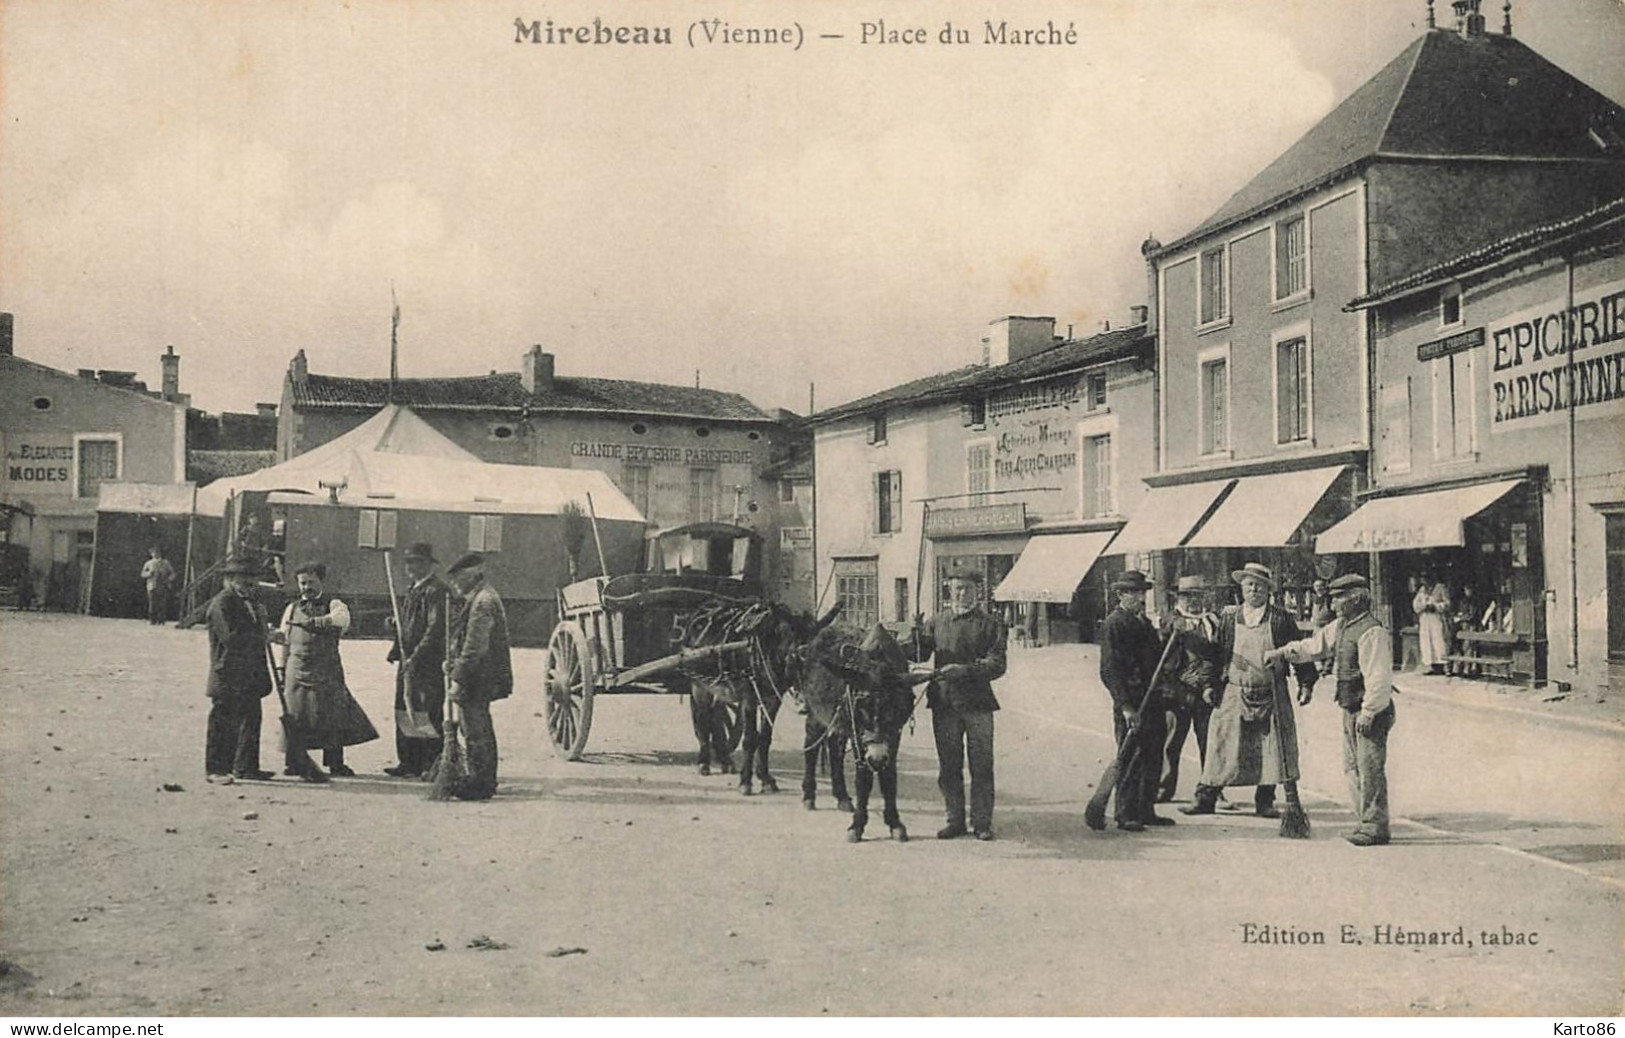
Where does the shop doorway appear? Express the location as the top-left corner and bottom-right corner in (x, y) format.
(1608, 513), (1625, 662)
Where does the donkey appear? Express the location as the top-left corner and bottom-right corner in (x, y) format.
(796, 620), (920, 842)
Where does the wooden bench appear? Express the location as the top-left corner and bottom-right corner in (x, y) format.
(1443, 653), (1514, 679)
(1449, 630), (1527, 684)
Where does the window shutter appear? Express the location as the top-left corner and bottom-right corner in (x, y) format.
(357, 509), (378, 548)
(377, 509), (398, 549)
(889, 471), (903, 532)
(468, 515), (484, 552)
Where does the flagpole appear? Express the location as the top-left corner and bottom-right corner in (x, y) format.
(389, 284), (400, 404)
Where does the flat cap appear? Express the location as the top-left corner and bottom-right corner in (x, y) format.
(1327, 573), (1369, 594)
(447, 551), (486, 575)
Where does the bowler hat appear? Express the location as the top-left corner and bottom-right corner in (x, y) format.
(1175, 575), (1208, 593)
(1111, 570), (1154, 591)
(1327, 573), (1369, 595)
(447, 551), (485, 576)
(219, 555), (259, 576)
(945, 569), (984, 584)
(402, 542), (438, 563)
(1230, 562), (1277, 589)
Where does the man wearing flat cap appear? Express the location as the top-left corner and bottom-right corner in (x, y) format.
(386, 542), (451, 778)
(1157, 574), (1221, 803)
(1268, 574), (1395, 846)
(908, 568), (1006, 841)
(1182, 562), (1317, 819)
(1095, 569), (1171, 831)
(443, 552), (513, 800)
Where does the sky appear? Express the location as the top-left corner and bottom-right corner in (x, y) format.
(2, 0), (1622, 417)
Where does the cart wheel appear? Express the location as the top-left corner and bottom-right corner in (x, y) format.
(720, 700), (744, 754)
(545, 621), (596, 761)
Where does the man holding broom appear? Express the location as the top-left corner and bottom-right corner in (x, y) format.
(385, 542), (450, 779)
(442, 552), (512, 801)
(1267, 574), (1395, 847)
(1181, 563), (1316, 828)
(1094, 569), (1172, 832)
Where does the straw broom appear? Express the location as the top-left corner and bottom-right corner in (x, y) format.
(428, 592), (467, 801)
(1274, 666), (1311, 839)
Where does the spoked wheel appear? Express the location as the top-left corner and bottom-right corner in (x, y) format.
(545, 621), (596, 760)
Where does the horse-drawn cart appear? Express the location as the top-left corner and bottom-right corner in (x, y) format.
(542, 522), (764, 760)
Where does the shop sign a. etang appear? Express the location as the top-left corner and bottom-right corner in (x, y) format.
(1489, 278), (1625, 433)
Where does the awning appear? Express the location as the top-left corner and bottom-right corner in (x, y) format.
(993, 530), (1116, 603)
(1103, 479), (1234, 555)
(1315, 480), (1523, 554)
(1184, 465), (1345, 548)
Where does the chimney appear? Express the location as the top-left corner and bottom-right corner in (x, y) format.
(161, 345), (180, 401)
(290, 349), (308, 383)
(1453, 0), (1486, 36)
(521, 344), (555, 394)
(1141, 233), (1163, 337)
(1502, 0), (1511, 35)
(1100, 320), (1112, 333)
(78, 368), (96, 380)
(256, 402), (278, 418)
(982, 316), (1056, 367)
(1129, 305), (1149, 326)
(0, 312), (12, 356)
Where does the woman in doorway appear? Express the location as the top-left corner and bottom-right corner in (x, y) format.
(1413, 574), (1452, 675)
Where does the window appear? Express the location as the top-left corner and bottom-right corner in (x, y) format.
(1083, 434), (1114, 518)
(894, 577), (910, 624)
(966, 444), (992, 507)
(1200, 356), (1229, 454)
(778, 478), (795, 503)
(1440, 284), (1463, 327)
(622, 464), (652, 517)
(1275, 335), (1311, 444)
(868, 412), (888, 445)
(356, 508), (399, 549)
(75, 437), (119, 498)
(688, 468), (718, 522)
(1433, 351), (1476, 460)
(1274, 215), (1308, 300)
(468, 514), (504, 552)
(1086, 374), (1108, 411)
(1199, 246), (1228, 325)
(875, 470), (903, 534)
(833, 559), (879, 631)
(962, 397), (987, 428)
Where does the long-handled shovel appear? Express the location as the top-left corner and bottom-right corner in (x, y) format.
(266, 642), (324, 783)
(383, 549), (437, 741)
(1084, 627), (1179, 831)
(428, 598), (467, 801)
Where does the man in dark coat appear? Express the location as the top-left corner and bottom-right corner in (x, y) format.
(386, 542), (450, 778)
(1096, 569), (1171, 831)
(1181, 562), (1317, 818)
(444, 552), (513, 801)
(1157, 575), (1221, 803)
(909, 570), (1007, 841)
(204, 556), (274, 784)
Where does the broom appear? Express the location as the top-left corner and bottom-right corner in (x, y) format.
(1273, 660), (1311, 839)
(428, 594), (467, 801)
(1085, 625), (1179, 831)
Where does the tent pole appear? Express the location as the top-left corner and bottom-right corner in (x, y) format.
(181, 484), (198, 622)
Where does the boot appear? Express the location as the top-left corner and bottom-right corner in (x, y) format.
(1180, 786), (1218, 815)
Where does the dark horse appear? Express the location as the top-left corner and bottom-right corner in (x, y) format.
(677, 598), (813, 795)
(796, 620), (919, 842)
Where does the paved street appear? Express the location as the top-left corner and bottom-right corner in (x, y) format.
(1, 613), (1620, 1016)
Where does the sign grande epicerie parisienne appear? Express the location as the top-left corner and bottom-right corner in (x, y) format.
(1489, 279), (1625, 433)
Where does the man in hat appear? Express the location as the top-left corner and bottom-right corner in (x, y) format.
(386, 542), (451, 778)
(1181, 562), (1317, 818)
(1096, 569), (1171, 831)
(1157, 575), (1221, 803)
(203, 556), (275, 784)
(1268, 574), (1395, 846)
(909, 569), (1006, 841)
(443, 552), (513, 801)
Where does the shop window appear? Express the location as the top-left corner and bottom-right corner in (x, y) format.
(1083, 435), (1114, 518)
(688, 468), (718, 522)
(965, 444), (991, 507)
(875, 470), (902, 534)
(1432, 351), (1476, 460)
(1274, 215), (1308, 300)
(75, 437), (120, 499)
(357, 508), (398, 549)
(622, 464), (652, 518)
(1275, 335), (1311, 444)
(468, 514), (503, 553)
(1199, 355), (1229, 454)
(834, 559), (879, 631)
(1199, 245), (1229, 326)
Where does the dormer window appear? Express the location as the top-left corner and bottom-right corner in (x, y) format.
(1440, 284), (1463, 327)
(868, 411), (888, 445)
(962, 397), (986, 428)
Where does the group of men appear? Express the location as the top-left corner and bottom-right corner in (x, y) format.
(201, 542), (513, 801)
(1097, 563), (1396, 846)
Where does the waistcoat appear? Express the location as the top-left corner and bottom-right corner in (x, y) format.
(1333, 612), (1381, 712)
